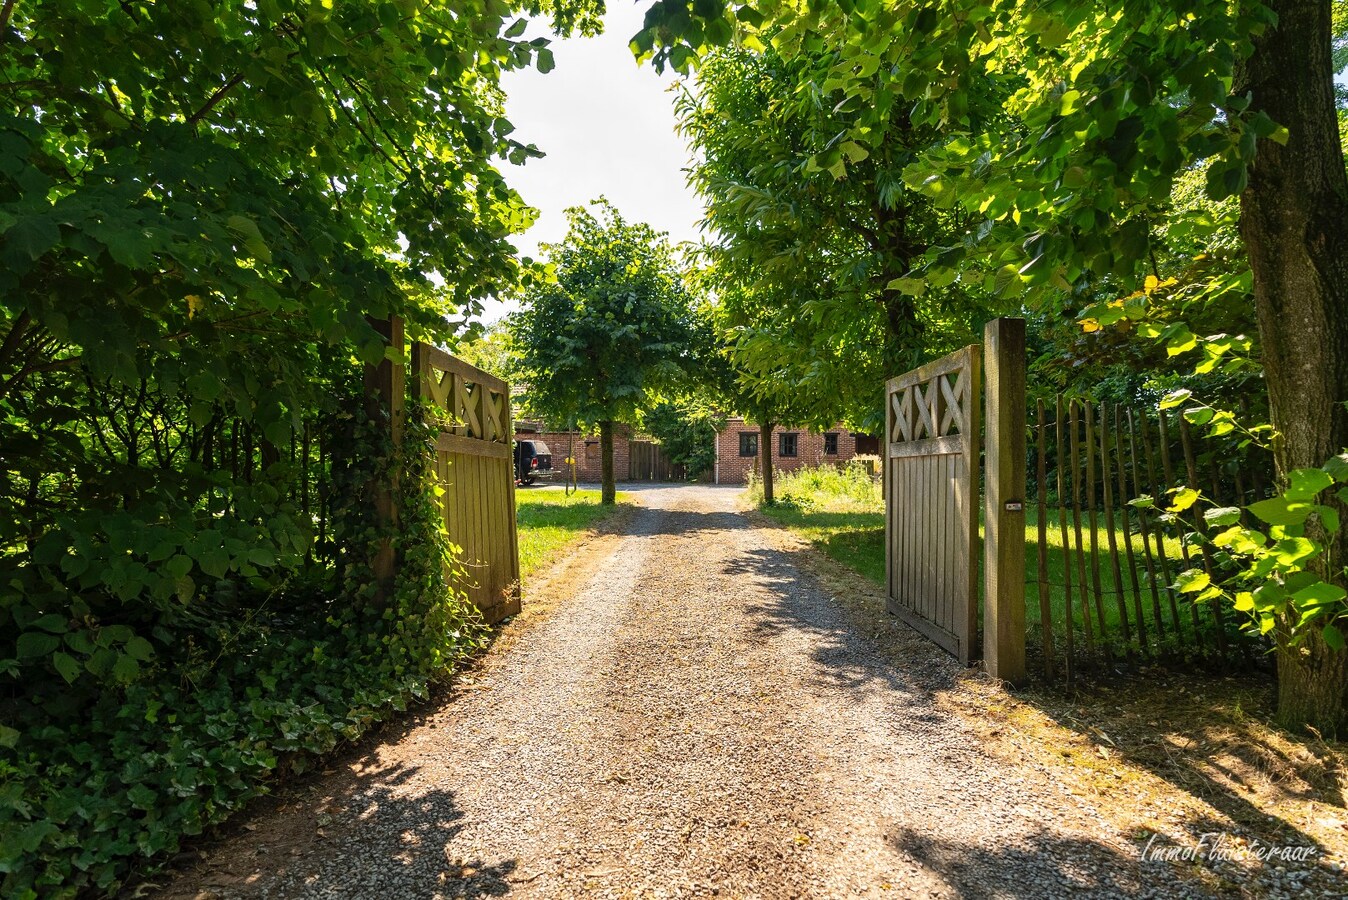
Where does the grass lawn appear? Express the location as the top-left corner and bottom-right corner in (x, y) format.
(515, 488), (628, 578)
(755, 465), (1225, 658)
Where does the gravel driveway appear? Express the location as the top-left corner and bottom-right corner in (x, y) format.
(165, 484), (1208, 899)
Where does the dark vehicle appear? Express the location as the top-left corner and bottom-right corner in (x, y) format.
(514, 440), (553, 485)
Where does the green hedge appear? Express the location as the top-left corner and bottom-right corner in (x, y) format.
(0, 415), (487, 897)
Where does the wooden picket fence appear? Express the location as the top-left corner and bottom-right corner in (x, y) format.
(1027, 397), (1271, 681)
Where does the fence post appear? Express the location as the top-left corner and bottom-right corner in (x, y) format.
(364, 314), (404, 602)
(984, 317), (1027, 685)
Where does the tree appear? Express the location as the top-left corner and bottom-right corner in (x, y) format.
(638, 1), (1348, 731)
(456, 320), (521, 382)
(510, 200), (696, 503)
(674, 47), (989, 432)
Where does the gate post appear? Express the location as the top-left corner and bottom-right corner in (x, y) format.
(984, 317), (1027, 685)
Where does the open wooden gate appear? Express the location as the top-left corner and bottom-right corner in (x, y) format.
(411, 344), (521, 624)
(884, 344), (982, 663)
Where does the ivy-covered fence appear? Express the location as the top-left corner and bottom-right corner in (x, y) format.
(0, 321), (489, 897)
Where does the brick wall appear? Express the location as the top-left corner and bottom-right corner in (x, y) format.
(714, 420), (866, 484)
(515, 428), (633, 482)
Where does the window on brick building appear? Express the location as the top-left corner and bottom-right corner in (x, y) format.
(779, 432), (799, 457)
(738, 432), (758, 457)
(824, 432), (839, 455)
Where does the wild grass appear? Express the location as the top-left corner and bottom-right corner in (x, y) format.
(515, 488), (628, 578)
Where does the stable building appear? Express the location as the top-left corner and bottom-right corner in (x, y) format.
(712, 418), (879, 484)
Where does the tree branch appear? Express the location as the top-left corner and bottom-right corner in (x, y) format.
(188, 72), (245, 125)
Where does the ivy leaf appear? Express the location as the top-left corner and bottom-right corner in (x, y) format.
(1323, 624), (1347, 651)
(127, 783), (158, 810)
(1204, 507), (1241, 527)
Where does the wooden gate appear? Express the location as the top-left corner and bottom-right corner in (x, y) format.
(412, 343), (521, 624)
(884, 344), (982, 663)
(628, 440), (685, 482)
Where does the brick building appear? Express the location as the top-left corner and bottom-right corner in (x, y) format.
(514, 422), (635, 482)
(713, 418), (878, 485)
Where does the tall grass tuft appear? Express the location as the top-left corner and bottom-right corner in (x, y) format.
(747, 461), (882, 511)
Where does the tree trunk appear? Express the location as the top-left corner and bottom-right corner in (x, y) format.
(759, 420), (775, 504)
(1239, 0), (1348, 733)
(599, 420), (615, 505)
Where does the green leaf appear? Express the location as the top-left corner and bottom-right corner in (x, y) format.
(32, 613), (69, 633)
(1248, 496), (1314, 528)
(1168, 487), (1200, 512)
(1286, 467), (1333, 501)
(887, 276), (926, 297)
(0, 724), (18, 749)
(1273, 537), (1317, 567)
(16, 631), (60, 658)
(3, 216), (61, 262)
(1175, 569), (1210, 593)
(1323, 623), (1347, 651)
(1159, 389), (1191, 410)
(124, 636), (155, 661)
(165, 554), (193, 580)
(1290, 581), (1347, 608)
(52, 651), (81, 684)
(112, 653), (140, 684)
(226, 214), (272, 263)
(127, 782), (158, 810)
(1204, 507), (1241, 527)
(1182, 406), (1214, 425)
(1322, 453), (1348, 483)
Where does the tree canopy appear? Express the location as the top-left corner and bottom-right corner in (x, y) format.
(676, 46), (990, 431)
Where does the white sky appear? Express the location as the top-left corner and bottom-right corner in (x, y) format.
(483, 3), (704, 323)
